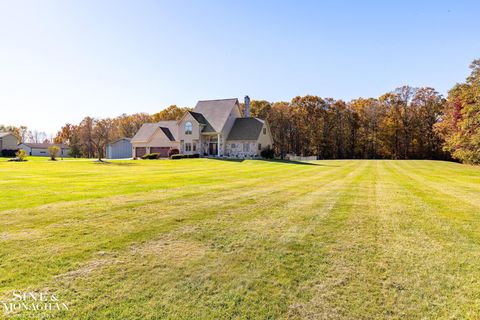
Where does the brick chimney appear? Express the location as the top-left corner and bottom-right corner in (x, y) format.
(244, 95), (250, 117)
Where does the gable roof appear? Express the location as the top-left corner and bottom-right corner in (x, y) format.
(188, 111), (215, 133)
(227, 118), (265, 141)
(0, 132), (15, 138)
(131, 121), (178, 143)
(20, 143), (69, 149)
(193, 98), (239, 133)
(108, 137), (131, 146)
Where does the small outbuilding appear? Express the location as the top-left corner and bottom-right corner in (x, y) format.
(106, 138), (132, 159)
(19, 143), (70, 157)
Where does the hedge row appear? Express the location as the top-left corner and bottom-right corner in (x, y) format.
(142, 153), (160, 159)
(1, 149), (18, 157)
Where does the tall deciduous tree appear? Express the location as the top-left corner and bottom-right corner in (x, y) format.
(436, 60), (480, 164)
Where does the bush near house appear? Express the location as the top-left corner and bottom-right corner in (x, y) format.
(8, 149), (27, 162)
(168, 148), (180, 158)
(171, 153), (200, 159)
(260, 146), (275, 159)
(48, 145), (60, 161)
(142, 153), (160, 160)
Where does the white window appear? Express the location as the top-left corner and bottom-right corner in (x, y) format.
(258, 143), (262, 150)
(231, 143), (236, 148)
(185, 122), (192, 135)
(193, 143), (196, 152)
(185, 143), (192, 152)
(263, 128), (266, 135)
(243, 143), (250, 152)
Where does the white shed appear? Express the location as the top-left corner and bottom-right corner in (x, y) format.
(106, 138), (132, 159)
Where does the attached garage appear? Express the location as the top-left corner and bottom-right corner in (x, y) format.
(135, 147), (147, 158)
(150, 147), (170, 157)
(131, 122), (180, 158)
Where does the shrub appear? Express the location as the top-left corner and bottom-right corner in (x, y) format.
(142, 153), (160, 160)
(16, 149), (27, 161)
(168, 148), (180, 158)
(69, 145), (81, 158)
(260, 146), (275, 159)
(48, 145), (60, 160)
(171, 154), (185, 160)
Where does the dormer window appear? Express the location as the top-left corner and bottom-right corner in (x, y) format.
(185, 121), (192, 135)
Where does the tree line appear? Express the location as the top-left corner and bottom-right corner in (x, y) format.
(2, 59), (479, 164)
(250, 86), (447, 160)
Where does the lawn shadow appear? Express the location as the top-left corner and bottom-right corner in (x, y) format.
(257, 159), (323, 166)
(208, 157), (329, 166)
(208, 158), (245, 163)
(93, 160), (139, 166)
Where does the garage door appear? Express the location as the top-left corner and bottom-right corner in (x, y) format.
(150, 147), (170, 157)
(135, 147), (147, 158)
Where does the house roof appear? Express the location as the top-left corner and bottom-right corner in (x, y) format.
(188, 111), (215, 133)
(160, 127), (175, 141)
(0, 132), (15, 138)
(227, 118), (265, 141)
(108, 137), (131, 146)
(20, 143), (69, 149)
(193, 98), (239, 133)
(131, 121), (178, 143)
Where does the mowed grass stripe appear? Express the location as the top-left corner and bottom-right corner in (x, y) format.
(389, 161), (480, 209)
(0, 160), (321, 211)
(376, 161), (480, 318)
(0, 161), (356, 297)
(42, 161), (370, 319)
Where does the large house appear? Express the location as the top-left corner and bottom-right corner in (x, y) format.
(131, 97), (273, 158)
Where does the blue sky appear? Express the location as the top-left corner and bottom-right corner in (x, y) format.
(1, 0), (479, 135)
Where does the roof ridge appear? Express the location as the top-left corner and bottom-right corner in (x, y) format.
(197, 98), (238, 102)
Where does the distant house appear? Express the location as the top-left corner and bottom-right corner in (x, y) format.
(131, 96), (273, 158)
(18, 143), (70, 157)
(0, 132), (19, 154)
(106, 138), (132, 159)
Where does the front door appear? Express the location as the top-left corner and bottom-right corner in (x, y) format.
(209, 143), (217, 156)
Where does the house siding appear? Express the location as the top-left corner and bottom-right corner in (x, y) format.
(257, 123), (273, 151)
(178, 113), (202, 154)
(0, 134), (18, 150)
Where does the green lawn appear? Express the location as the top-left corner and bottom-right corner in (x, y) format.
(1, 158), (479, 319)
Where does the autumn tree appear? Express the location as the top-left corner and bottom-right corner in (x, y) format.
(153, 105), (191, 121)
(436, 60), (480, 164)
(115, 113), (153, 138)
